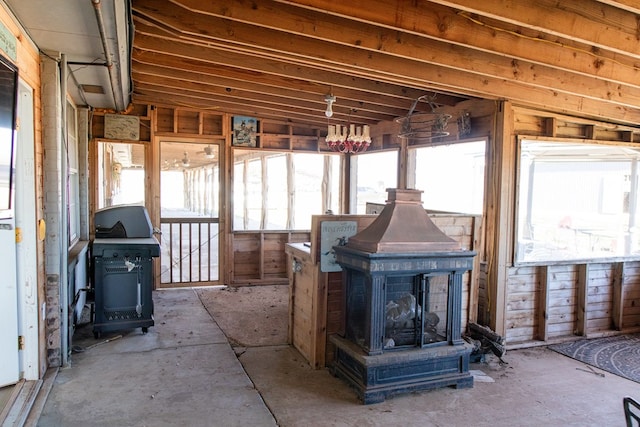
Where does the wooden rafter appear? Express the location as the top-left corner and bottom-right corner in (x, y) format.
(130, 0), (640, 127)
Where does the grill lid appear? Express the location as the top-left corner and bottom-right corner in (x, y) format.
(345, 188), (461, 253)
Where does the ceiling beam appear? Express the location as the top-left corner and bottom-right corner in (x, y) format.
(132, 21), (462, 104)
(134, 85), (333, 127)
(593, 0), (640, 14)
(276, 0), (640, 89)
(164, 0), (640, 110)
(131, 57), (422, 117)
(427, 0), (640, 60)
(132, 5), (640, 125)
(132, 72), (398, 123)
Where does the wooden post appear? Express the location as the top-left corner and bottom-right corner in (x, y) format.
(398, 136), (408, 189)
(576, 264), (589, 336)
(468, 215), (482, 324)
(612, 262), (625, 330)
(287, 153), (294, 229)
(486, 101), (515, 336)
(342, 154), (352, 214)
(537, 265), (550, 341)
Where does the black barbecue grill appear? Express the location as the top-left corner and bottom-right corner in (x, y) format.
(91, 205), (160, 338)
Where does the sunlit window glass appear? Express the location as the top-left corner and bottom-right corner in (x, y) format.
(412, 141), (485, 215)
(233, 150), (341, 230)
(516, 140), (640, 263)
(353, 151), (397, 214)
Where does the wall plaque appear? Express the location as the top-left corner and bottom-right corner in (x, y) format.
(320, 220), (358, 272)
(104, 114), (140, 140)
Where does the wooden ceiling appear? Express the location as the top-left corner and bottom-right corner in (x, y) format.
(130, 0), (640, 129)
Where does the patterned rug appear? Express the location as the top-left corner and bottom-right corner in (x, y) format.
(549, 334), (640, 383)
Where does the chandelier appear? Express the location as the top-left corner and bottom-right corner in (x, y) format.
(323, 93), (371, 153)
(326, 123), (372, 154)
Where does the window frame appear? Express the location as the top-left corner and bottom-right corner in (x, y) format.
(514, 135), (640, 266)
(350, 149), (399, 214)
(232, 149), (342, 231)
(66, 100), (79, 246)
(407, 138), (487, 216)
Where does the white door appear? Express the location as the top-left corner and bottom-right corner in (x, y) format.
(15, 80), (39, 380)
(0, 216), (19, 387)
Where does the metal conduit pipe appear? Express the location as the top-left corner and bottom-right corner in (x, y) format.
(91, 0), (125, 112)
(60, 53), (70, 367)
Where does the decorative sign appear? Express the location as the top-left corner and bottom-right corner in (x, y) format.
(232, 116), (258, 147)
(320, 220), (358, 272)
(104, 114), (140, 140)
(0, 21), (16, 62)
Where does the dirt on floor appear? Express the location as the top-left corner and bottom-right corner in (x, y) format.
(195, 285), (289, 348)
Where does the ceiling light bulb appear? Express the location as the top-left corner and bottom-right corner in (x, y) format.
(325, 94), (336, 118)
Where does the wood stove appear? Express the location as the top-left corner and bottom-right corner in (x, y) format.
(331, 189), (476, 404)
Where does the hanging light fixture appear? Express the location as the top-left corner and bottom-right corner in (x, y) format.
(204, 145), (215, 159)
(181, 152), (190, 167)
(324, 94), (336, 118)
(323, 94), (372, 154)
(396, 94), (451, 141)
(326, 123), (371, 154)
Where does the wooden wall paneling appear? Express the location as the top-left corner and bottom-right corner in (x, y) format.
(585, 124), (596, 140)
(177, 109), (199, 134)
(231, 231), (311, 285)
(513, 106), (640, 142)
(430, 214), (481, 325)
(263, 233), (288, 279)
(544, 117), (557, 137)
(622, 261), (640, 329)
(586, 263), (615, 332)
(156, 107), (173, 133)
(612, 262), (624, 330)
(232, 233), (261, 280)
(477, 262), (489, 324)
(325, 271), (343, 365)
(202, 113), (223, 135)
(505, 265), (538, 343)
(546, 265), (578, 338)
(622, 131), (634, 143)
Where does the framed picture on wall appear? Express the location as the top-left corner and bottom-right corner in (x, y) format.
(232, 116), (259, 147)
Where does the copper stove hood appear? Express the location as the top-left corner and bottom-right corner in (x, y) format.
(346, 188), (461, 253)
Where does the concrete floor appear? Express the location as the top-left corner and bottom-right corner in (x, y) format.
(34, 287), (639, 427)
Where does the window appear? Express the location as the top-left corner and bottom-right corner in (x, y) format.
(233, 150), (341, 230)
(410, 140), (485, 215)
(0, 55), (17, 219)
(66, 101), (79, 244)
(352, 150), (398, 214)
(516, 139), (640, 263)
(97, 142), (145, 209)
